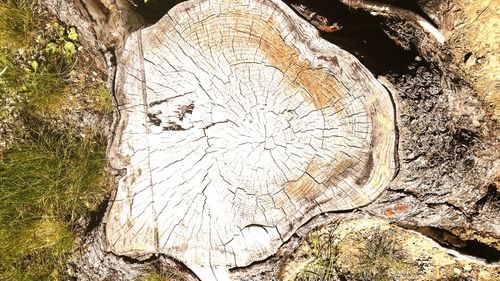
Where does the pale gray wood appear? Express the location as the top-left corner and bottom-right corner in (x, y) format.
(105, 0), (397, 279)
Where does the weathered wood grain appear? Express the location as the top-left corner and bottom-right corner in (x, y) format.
(106, 0), (397, 279)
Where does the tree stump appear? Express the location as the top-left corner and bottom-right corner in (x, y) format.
(106, 0), (397, 279)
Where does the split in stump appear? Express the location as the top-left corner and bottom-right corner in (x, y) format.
(106, 0), (397, 279)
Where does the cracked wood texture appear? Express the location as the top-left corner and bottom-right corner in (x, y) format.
(106, 0), (397, 279)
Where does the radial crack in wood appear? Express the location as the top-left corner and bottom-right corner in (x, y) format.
(106, 0), (397, 279)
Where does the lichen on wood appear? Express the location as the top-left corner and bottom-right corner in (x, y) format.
(105, 0), (397, 279)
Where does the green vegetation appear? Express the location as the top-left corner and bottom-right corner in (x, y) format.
(350, 228), (409, 281)
(0, 2), (80, 121)
(0, 0), (39, 49)
(0, 122), (108, 280)
(295, 228), (340, 281)
(0, 0), (111, 280)
(293, 226), (409, 281)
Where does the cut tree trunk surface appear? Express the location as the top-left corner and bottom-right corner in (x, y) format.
(106, 0), (397, 279)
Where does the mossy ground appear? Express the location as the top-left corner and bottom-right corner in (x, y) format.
(280, 218), (500, 281)
(0, 0), (111, 279)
